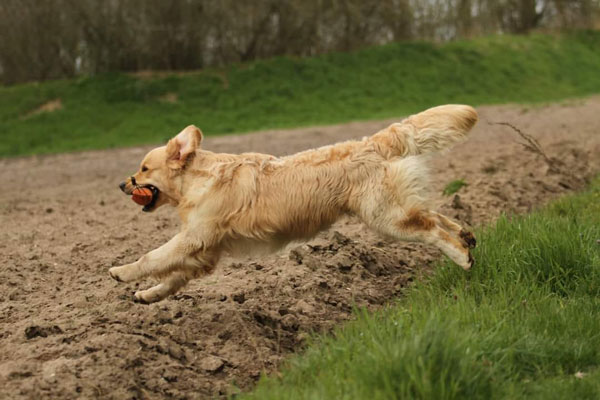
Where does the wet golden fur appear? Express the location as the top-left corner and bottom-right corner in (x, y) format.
(110, 104), (479, 303)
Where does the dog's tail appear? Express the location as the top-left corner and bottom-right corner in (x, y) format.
(368, 104), (478, 158)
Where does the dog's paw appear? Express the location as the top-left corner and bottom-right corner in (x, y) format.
(109, 265), (139, 283)
(109, 267), (124, 282)
(460, 230), (477, 249)
(458, 252), (475, 270)
(133, 292), (151, 305)
(133, 289), (163, 304)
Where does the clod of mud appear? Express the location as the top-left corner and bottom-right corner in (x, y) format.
(233, 293), (246, 304)
(450, 194), (473, 225)
(24, 325), (63, 340)
(200, 356), (225, 373)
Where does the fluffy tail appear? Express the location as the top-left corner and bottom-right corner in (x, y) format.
(368, 104), (478, 158)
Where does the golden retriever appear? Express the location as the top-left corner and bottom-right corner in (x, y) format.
(110, 104), (478, 303)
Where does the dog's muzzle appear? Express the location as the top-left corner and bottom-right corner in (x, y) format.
(119, 177), (160, 211)
(119, 177), (137, 194)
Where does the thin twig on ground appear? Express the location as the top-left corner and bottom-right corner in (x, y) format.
(489, 121), (552, 163)
(488, 121), (564, 174)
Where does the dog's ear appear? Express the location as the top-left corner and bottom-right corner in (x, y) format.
(166, 125), (203, 169)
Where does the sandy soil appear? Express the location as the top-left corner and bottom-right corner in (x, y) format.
(1, 98), (599, 399)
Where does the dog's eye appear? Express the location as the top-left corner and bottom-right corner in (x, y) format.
(141, 166), (148, 172)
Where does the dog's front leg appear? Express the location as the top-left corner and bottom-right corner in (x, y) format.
(132, 271), (189, 304)
(109, 232), (191, 283)
(132, 249), (221, 303)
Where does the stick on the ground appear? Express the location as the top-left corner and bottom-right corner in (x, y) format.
(488, 121), (553, 164)
(488, 120), (587, 187)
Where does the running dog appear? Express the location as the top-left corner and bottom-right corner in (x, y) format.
(110, 104), (478, 303)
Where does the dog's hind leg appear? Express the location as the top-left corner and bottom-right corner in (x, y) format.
(371, 208), (474, 270)
(431, 211), (476, 249)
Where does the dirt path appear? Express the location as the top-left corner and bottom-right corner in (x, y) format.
(1, 98), (599, 399)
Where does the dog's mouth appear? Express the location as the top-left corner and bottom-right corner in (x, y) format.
(126, 184), (160, 212)
(140, 185), (160, 212)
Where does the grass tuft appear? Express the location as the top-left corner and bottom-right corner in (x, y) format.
(238, 176), (600, 399)
(443, 179), (468, 196)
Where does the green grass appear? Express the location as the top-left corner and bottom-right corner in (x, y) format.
(2, 31), (600, 157)
(443, 179), (468, 196)
(238, 176), (600, 400)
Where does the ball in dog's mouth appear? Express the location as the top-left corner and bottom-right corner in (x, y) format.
(131, 185), (160, 212)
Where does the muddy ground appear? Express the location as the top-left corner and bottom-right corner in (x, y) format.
(1, 98), (599, 399)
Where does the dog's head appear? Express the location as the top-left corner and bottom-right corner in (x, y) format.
(119, 125), (203, 212)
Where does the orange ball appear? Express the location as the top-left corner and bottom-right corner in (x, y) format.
(131, 187), (153, 206)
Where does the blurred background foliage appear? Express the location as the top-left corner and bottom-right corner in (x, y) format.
(1, 0), (598, 84)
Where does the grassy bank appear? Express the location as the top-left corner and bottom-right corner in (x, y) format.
(2, 31), (600, 157)
(239, 177), (600, 399)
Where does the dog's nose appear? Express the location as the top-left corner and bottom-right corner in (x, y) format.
(119, 181), (126, 192)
